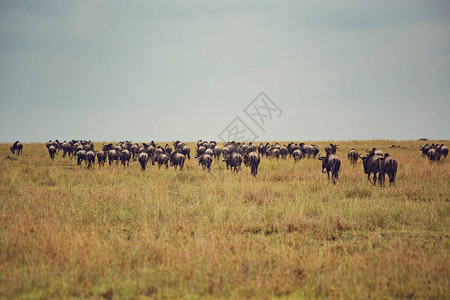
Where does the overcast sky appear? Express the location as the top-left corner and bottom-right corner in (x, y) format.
(0, 1), (449, 142)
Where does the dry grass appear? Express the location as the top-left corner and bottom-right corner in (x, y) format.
(0, 140), (449, 299)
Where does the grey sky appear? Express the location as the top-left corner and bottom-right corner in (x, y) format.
(1, 1), (449, 142)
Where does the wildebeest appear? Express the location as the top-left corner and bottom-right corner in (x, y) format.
(205, 148), (214, 157)
(280, 146), (289, 159)
(317, 153), (341, 184)
(197, 153), (212, 171)
(154, 153), (169, 169)
(378, 153), (397, 186)
(223, 152), (242, 172)
(165, 144), (172, 155)
(97, 150), (107, 167)
(311, 145), (319, 158)
(301, 143), (318, 158)
(244, 151), (260, 176)
(271, 148), (280, 159)
(48, 145), (57, 160)
(120, 150), (131, 167)
(10, 141), (23, 155)
(130, 144), (139, 161)
(138, 152), (149, 170)
(213, 146), (222, 160)
(293, 149), (303, 162)
(108, 149), (119, 166)
(222, 147), (231, 158)
(325, 143), (339, 155)
(77, 150), (87, 166)
(174, 141), (191, 159)
(197, 145), (206, 156)
(360, 151), (383, 185)
(420, 144), (430, 157)
(347, 148), (359, 164)
(86, 150), (96, 168)
(366, 148), (383, 157)
(439, 145), (449, 159)
(258, 143), (268, 157)
(61, 141), (74, 158)
(170, 152), (186, 170)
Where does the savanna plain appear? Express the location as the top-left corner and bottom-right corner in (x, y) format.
(0, 140), (449, 299)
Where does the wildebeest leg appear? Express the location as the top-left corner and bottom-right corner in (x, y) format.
(327, 170), (330, 180)
(389, 175), (395, 186)
(373, 173), (377, 185)
(378, 172), (384, 186)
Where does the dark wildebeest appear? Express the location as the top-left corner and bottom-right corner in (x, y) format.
(86, 150), (96, 168)
(301, 144), (314, 158)
(258, 143), (268, 157)
(426, 148), (440, 162)
(77, 150), (87, 166)
(360, 151), (383, 185)
(120, 150), (131, 167)
(154, 153), (169, 169)
(61, 141), (74, 158)
(165, 144), (172, 155)
(213, 146), (222, 160)
(130, 144), (139, 161)
(48, 145), (57, 160)
(440, 145), (449, 159)
(436, 144), (448, 160)
(325, 143), (339, 155)
(223, 152), (242, 172)
(317, 153), (341, 184)
(271, 148), (280, 159)
(182, 145), (191, 159)
(366, 148), (383, 157)
(347, 148), (359, 164)
(311, 145), (319, 158)
(174, 142), (191, 160)
(222, 147), (231, 158)
(10, 141), (23, 155)
(138, 152), (149, 170)
(378, 153), (398, 186)
(293, 149), (303, 162)
(97, 150), (107, 167)
(280, 146), (289, 159)
(170, 152), (186, 170)
(244, 151), (260, 176)
(152, 148), (164, 165)
(197, 145), (206, 156)
(420, 144), (430, 157)
(108, 149), (119, 166)
(205, 148), (214, 157)
(197, 153), (212, 171)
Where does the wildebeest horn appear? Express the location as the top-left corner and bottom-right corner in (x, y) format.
(366, 149), (371, 153)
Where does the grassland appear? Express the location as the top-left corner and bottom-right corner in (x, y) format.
(0, 140), (449, 299)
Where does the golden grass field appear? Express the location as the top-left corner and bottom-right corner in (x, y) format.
(0, 140), (449, 299)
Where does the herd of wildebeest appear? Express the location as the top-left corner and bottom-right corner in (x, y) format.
(8, 140), (449, 186)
